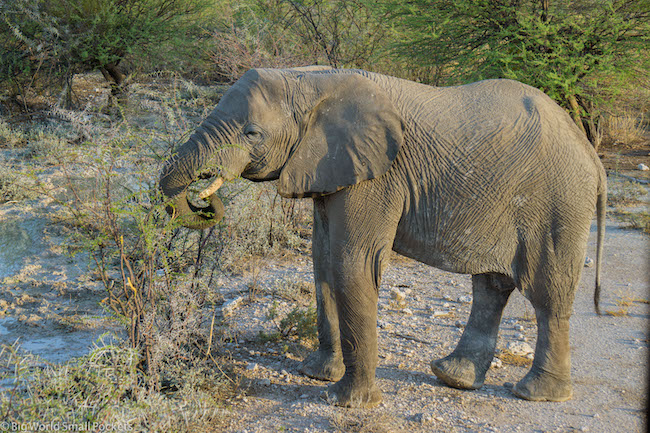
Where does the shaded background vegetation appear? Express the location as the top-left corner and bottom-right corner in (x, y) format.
(2, 0), (648, 142)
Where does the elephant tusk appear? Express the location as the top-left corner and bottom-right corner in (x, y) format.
(198, 177), (224, 199)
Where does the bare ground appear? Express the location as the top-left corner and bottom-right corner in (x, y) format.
(1, 200), (647, 432)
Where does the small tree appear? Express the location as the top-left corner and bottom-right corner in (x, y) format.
(385, 0), (650, 149)
(0, 0), (211, 106)
(279, 0), (389, 68)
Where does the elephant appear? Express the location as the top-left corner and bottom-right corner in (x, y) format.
(159, 67), (606, 408)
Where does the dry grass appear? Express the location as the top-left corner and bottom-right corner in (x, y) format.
(611, 210), (650, 234)
(0, 341), (236, 432)
(497, 351), (533, 367)
(605, 112), (647, 145)
(608, 181), (648, 205)
(605, 289), (649, 316)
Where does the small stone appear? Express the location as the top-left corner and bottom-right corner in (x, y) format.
(638, 163), (649, 171)
(390, 288), (406, 303)
(457, 295), (472, 303)
(246, 362), (258, 371)
(514, 324), (525, 331)
(514, 333), (526, 341)
(443, 295), (454, 302)
(442, 397), (449, 403)
(416, 413), (433, 423)
(260, 379), (271, 386)
(506, 341), (534, 356)
(432, 310), (450, 318)
(491, 358), (503, 369)
(435, 416), (444, 422)
(300, 394), (309, 399)
(222, 296), (245, 317)
(454, 320), (465, 328)
(281, 369), (289, 376)
(443, 302), (451, 308)
(403, 308), (413, 316)
(584, 257), (594, 268)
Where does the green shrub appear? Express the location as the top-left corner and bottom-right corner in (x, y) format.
(384, 0), (650, 148)
(0, 0), (214, 106)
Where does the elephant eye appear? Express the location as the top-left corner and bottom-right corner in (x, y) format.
(244, 126), (263, 141)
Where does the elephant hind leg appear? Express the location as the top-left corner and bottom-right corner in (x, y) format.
(512, 291), (575, 401)
(512, 237), (581, 402)
(432, 273), (515, 390)
(512, 310), (573, 401)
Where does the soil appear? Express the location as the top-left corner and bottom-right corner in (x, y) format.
(1, 197), (648, 432)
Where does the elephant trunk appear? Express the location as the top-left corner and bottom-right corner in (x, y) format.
(159, 120), (251, 230)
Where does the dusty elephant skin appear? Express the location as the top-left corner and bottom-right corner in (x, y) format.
(158, 67), (606, 408)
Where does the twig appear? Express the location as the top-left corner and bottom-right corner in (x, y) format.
(607, 170), (649, 184)
(391, 332), (432, 345)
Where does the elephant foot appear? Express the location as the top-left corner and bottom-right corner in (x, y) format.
(322, 378), (383, 408)
(431, 355), (486, 390)
(299, 350), (345, 382)
(512, 369), (573, 402)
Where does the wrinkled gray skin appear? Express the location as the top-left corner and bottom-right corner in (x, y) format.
(159, 67), (606, 408)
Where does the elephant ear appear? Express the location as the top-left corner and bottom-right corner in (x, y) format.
(278, 73), (403, 198)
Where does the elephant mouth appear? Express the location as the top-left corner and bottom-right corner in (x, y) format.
(186, 176), (225, 208)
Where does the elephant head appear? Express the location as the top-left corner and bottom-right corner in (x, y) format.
(159, 68), (404, 229)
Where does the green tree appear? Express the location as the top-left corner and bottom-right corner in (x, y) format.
(0, 0), (211, 106)
(385, 0), (650, 148)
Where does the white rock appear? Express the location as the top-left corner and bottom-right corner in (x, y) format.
(222, 296), (245, 317)
(514, 332), (526, 340)
(403, 308), (413, 316)
(514, 324), (525, 331)
(432, 310), (450, 317)
(390, 288), (406, 302)
(638, 163), (649, 171)
(584, 257), (594, 268)
(491, 358), (503, 369)
(506, 341), (534, 356)
(457, 295), (472, 303)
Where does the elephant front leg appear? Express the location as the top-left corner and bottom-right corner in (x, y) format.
(300, 200), (345, 382)
(319, 191), (399, 408)
(324, 269), (382, 408)
(299, 277), (345, 381)
(432, 273), (515, 390)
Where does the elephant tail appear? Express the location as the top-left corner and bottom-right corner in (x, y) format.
(594, 176), (607, 315)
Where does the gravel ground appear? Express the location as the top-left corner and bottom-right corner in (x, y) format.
(206, 217), (648, 433)
(1, 202), (647, 433)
